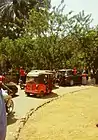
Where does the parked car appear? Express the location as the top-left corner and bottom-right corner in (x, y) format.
(56, 69), (83, 86)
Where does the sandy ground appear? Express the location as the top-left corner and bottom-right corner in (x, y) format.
(18, 86), (98, 140)
(6, 85), (89, 140)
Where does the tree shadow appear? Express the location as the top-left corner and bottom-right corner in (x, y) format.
(59, 83), (91, 87)
(7, 112), (18, 126)
(93, 84), (98, 87)
(26, 92), (58, 99)
(52, 85), (59, 90)
(40, 92), (59, 99)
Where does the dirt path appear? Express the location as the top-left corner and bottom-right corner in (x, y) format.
(18, 86), (98, 140)
(6, 85), (91, 140)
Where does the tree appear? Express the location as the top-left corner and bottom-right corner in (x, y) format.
(0, 0), (51, 20)
(0, 0), (97, 71)
(0, 0), (51, 39)
(63, 10), (93, 68)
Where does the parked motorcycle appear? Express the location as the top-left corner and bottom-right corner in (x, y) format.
(2, 82), (18, 97)
(19, 79), (25, 89)
(5, 96), (14, 114)
(3, 90), (14, 115)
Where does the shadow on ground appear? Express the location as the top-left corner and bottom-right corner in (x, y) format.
(41, 92), (58, 99)
(52, 85), (59, 90)
(12, 94), (19, 98)
(26, 92), (58, 99)
(93, 84), (98, 87)
(7, 112), (18, 126)
(59, 83), (95, 87)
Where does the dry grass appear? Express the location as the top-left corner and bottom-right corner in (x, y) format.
(18, 86), (98, 140)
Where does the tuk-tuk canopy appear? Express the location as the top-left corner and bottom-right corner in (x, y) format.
(27, 70), (53, 77)
(58, 69), (72, 72)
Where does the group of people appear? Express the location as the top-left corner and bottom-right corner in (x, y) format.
(73, 66), (98, 85)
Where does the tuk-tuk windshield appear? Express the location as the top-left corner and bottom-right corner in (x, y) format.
(58, 71), (65, 77)
(26, 75), (45, 84)
(26, 76), (33, 82)
(26, 72), (53, 84)
(34, 76), (45, 84)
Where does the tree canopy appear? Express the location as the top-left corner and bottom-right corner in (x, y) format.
(0, 0), (98, 72)
(0, 0), (51, 39)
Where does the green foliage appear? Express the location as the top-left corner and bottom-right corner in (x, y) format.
(0, 0), (50, 40)
(0, 0), (98, 72)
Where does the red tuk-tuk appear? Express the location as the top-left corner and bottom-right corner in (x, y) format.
(25, 70), (53, 97)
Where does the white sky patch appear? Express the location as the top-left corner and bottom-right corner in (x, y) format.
(51, 0), (98, 26)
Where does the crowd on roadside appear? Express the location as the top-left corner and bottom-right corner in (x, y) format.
(17, 66), (98, 86)
(0, 66), (98, 86)
(80, 66), (98, 85)
(54, 66), (98, 86)
(73, 66), (98, 85)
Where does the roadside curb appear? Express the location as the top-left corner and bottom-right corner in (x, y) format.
(13, 86), (91, 140)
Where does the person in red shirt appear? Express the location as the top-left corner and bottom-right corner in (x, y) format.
(72, 67), (77, 75)
(0, 72), (5, 83)
(19, 67), (26, 84)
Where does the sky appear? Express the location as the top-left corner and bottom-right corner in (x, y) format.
(51, 0), (98, 26)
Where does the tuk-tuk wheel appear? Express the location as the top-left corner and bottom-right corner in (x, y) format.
(25, 92), (30, 97)
(69, 80), (74, 86)
(39, 91), (44, 97)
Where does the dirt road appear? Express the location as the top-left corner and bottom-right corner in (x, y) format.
(18, 86), (98, 140)
(6, 85), (91, 140)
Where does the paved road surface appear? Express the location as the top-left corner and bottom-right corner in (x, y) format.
(6, 85), (92, 140)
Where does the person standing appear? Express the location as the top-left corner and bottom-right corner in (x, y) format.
(90, 67), (96, 85)
(16, 68), (20, 85)
(72, 67), (77, 75)
(0, 75), (5, 83)
(82, 67), (87, 85)
(85, 67), (89, 81)
(0, 81), (7, 140)
(19, 67), (26, 84)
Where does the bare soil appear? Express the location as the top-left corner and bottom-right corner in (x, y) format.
(18, 86), (98, 140)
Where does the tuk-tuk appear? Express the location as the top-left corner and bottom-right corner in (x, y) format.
(25, 70), (53, 97)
